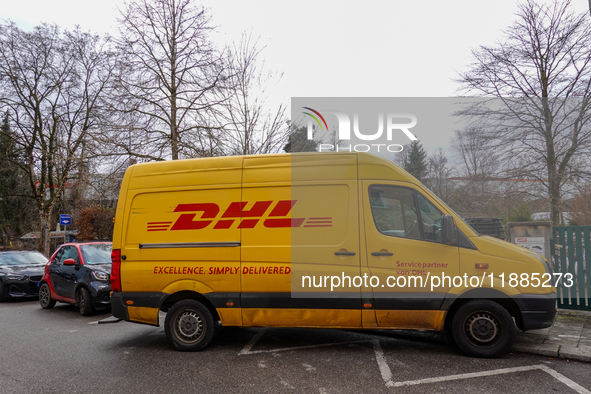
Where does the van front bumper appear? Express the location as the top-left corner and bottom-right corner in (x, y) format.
(514, 293), (557, 331)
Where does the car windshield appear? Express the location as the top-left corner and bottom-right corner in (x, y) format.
(0, 251), (48, 266)
(80, 244), (112, 265)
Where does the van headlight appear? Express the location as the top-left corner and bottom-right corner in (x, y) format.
(92, 271), (110, 282)
(536, 254), (554, 276)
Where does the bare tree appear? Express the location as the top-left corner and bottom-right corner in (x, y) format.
(451, 126), (500, 179)
(568, 184), (591, 225)
(114, 0), (227, 160)
(424, 148), (456, 202)
(0, 22), (115, 254)
(216, 33), (289, 156)
(458, 0), (591, 224)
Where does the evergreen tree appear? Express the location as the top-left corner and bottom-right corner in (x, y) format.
(283, 126), (318, 153)
(404, 140), (427, 181)
(0, 113), (33, 245)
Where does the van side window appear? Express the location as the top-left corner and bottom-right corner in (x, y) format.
(369, 185), (421, 239)
(417, 193), (443, 242)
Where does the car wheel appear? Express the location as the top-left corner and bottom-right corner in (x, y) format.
(451, 300), (515, 358)
(0, 281), (6, 302)
(39, 283), (56, 309)
(77, 287), (94, 316)
(164, 299), (215, 351)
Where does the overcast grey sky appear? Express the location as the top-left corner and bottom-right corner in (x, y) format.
(3, 0), (590, 155)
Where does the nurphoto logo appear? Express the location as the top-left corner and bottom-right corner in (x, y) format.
(302, 107), (418, 152)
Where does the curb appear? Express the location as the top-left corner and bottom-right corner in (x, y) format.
(513, 343), (591, 363)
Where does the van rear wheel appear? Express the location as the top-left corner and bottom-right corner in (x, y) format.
(451, 300), (515, 358)
(165, 299), (214, 351)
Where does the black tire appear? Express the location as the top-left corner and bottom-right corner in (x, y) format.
(164, 299), (215, 351)
(451, 300), (515, 358)
(0, 281), (7, 302)
(77, 287), (94, 316)
(39, 283), (56, 309)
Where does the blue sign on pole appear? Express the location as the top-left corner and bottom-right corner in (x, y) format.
(59, 214), (72, 226)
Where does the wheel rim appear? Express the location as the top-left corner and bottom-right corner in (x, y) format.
(174, 309), (205, 344)
(40, 285), (49, 306)
(465, 311), (500, 344)
(79, 291), (85, 311)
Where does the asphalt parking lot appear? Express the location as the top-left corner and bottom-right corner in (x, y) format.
(1, 299), (590, 394)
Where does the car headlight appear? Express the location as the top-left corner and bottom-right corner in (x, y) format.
(7, 274), (27, 280)
(92, 271), (110, 282)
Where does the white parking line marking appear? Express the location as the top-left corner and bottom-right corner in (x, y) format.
(387, 364), (591, 393)
(242, 339), (366, 355)
(239, 328), (367, 355)
(388, 365), (542, 387)
(238, 328), (267, 355)
(239, 331), (590, 393)
(538, 365), (591, 394)
(372, 340), (392, 384)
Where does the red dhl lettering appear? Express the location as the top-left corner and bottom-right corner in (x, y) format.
(152, 266), (291, 275)
(242, 266), (291, 274)
(146, 200), (332, 232)
(208, 267), (240, 275)
(153, 266), (205, 275)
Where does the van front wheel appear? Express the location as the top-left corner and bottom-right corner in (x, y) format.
(165, 299), (214, 351)
(451, 300), (515, 358)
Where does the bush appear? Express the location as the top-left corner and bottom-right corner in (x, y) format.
(77, 206), (115, 241)
(505, 202), (533, 222)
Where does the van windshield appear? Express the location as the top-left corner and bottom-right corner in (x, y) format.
(420, 185), (480, 235)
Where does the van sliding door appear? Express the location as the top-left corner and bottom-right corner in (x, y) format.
(240, 154), (362, 328)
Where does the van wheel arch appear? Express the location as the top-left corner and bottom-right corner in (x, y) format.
(451, 299), (516, 357)
(444, 290), (523, 331)
(161, 291), (220, 322)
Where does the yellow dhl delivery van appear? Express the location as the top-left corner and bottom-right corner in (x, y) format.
(109, 152), (556, 357)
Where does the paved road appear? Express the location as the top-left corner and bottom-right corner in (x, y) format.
(1, 299), (590, 394)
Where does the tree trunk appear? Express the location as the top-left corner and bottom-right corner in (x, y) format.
(39, 211), (51, 256)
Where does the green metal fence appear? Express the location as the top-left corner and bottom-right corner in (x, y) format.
(551, 226), (591, 311)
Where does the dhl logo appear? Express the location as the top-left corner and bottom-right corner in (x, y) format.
(147, 200), (332, 231)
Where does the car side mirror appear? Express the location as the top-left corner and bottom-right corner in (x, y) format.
(441, 215), (456, 245)
(63, 258), (76, 266)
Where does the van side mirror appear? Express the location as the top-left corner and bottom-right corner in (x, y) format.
(441, 215), (456, 245)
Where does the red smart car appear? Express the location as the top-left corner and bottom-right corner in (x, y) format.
(39, 241), (112, 315)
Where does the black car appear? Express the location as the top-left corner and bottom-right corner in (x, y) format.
(40, 242), (112, 315)
(0, 251), (48, 301)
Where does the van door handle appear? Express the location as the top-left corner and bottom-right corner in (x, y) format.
(334, 251), (356, 256)
(371, 252), (393, 256)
